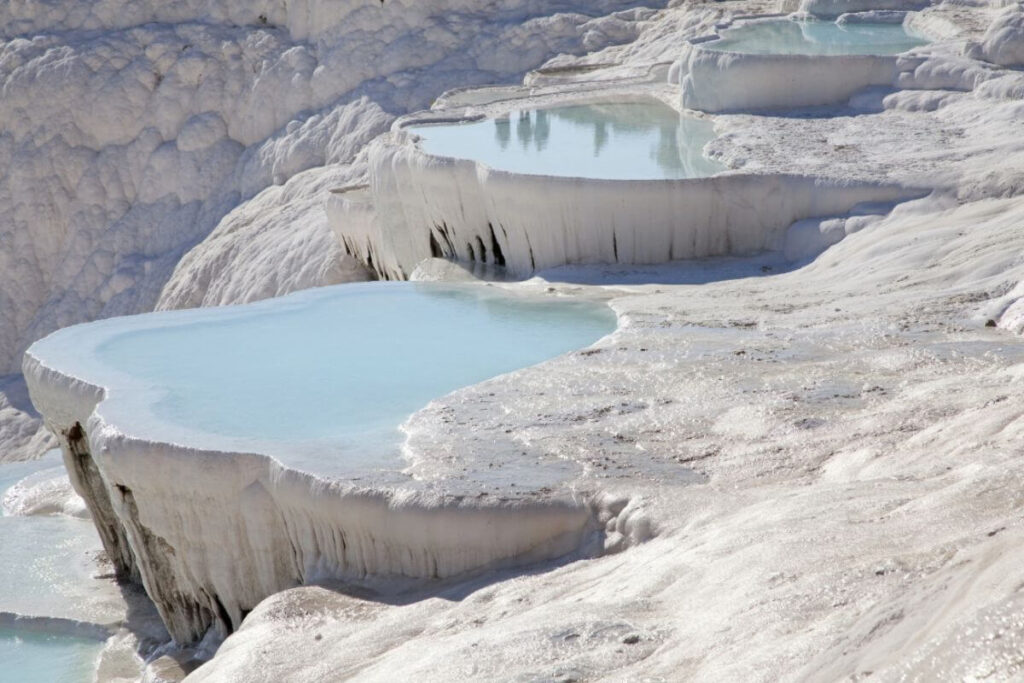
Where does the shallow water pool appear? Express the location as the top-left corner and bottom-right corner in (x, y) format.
(0, 628), (103, 683)
(30, 283), (616, 478)
(704, 19), (928, 56)
(405, 101), (724, 180)
(0, 456), (118, 683)
(0, 456), (121, 624)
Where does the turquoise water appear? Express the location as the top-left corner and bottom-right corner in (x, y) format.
(32, 283), (615, 478)
(405, 102), (723, 180)
(0, 627), (102, 683)
(704, 19), (928, 56)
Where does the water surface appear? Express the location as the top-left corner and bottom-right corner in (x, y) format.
(704, 19), (928, 56)
(0, 455), (121, 624)
(0, 628), (102, 683)
(33, 283), (616, 478)
(0, 456), (114, 683)
(405, 102), (723, 180)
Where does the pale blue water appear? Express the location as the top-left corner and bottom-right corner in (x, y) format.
(0, 628), (102, 683)
(0, 513), (107, 619)
(0, 451), (63, 496)
(0, 456), (108, 683)
(0, 456), (112, 624)
(705, 19), (928, 56)
(405, 102), (724, 180)
(32, 283), (615, 478)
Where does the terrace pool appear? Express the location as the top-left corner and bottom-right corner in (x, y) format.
(704, 18), (928, 56)
(404, 101), (723, 180)
(29, 282), (616, 478)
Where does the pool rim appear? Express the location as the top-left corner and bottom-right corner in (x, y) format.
(686, 12), (933, 59)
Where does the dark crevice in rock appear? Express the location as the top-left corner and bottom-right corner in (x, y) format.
(489, 223), (506, 267)
(437, 222), (457, 254)
(61, 422), (140, 583)
(210, 593), (234, 636)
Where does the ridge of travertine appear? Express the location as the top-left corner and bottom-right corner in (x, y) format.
(0, 0), (663, 460)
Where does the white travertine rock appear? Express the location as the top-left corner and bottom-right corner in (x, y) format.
(977, 5), (1024, 67)
(0, 376), (55, 463)
(13, 0), (1024, 679)
(2, 471), (89, 519)
(0, 0), (656, 375)
(191, 194), (1024, 682)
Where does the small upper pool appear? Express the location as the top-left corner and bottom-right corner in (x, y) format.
(404, 101), (724, 180)
(29, 283), (616, 478)
(703, 18), (928, 56)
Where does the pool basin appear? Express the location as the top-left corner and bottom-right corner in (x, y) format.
(680, 17), (931, 112)
(703, 18), (927, 56)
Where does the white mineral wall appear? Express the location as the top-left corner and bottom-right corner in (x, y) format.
(975, 5), (1024, 67)
(680, 46), (909, 113)
(0, 0), (651, 43)
(354, 136), (923, 278)
(0, 0), (658, 378)
(22, 352), (607, 645)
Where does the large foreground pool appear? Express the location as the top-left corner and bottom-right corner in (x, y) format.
(404, 101), (724, 180)
(29, 283), (616, 478)
(704, 18), (928, 56)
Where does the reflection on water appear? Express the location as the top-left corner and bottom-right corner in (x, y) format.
(407, 102), (723, 180)
(705, 18), (928, 56)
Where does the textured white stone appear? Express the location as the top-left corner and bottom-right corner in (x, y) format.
(0, 0), (661, 462)
(192, 193), (1024, 682)
(798, 0), (928, 18)
(0, 0), (656, 376)
(976, 5), (1024, 67)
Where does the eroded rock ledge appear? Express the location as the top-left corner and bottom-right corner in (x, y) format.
(23, 348), (652, 645)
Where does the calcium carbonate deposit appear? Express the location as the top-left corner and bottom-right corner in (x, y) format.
(6, 0), (1024, 680)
